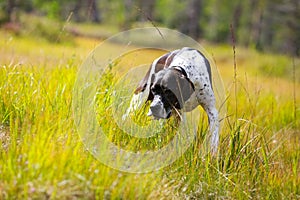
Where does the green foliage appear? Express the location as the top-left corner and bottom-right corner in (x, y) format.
(258, 53), (300, 81)
(155, 0), (187, 28)
(19, 14), (74, 44)
(0, 1), (7, 23)
(99, 0), (125, 25)
(32, 0), (62, 19)
(0, 31), (299, 199)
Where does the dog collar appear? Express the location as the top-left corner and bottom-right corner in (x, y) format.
(172, 66), (188, 78)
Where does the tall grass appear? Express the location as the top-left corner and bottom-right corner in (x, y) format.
(0, 31), (299, 199)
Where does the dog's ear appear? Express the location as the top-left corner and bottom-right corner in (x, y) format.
(163, 70), (195, 108)
(172, 67), (195, 99)
(147, 74), (156, 101)
(177, 75), (195, 103)
(134, 60), (166, 94)
(134, 69), (153, 94)
(134, 83), (146, 94)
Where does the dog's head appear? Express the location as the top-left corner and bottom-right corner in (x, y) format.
(147, 68), (195, 119)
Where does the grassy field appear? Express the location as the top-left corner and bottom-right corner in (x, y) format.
(0, 27), (299, 199)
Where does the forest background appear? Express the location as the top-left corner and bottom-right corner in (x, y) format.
(1, 0), (299, 56)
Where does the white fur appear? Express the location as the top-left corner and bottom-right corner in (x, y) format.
(124, 47), (219, 154)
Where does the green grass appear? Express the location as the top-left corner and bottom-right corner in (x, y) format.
(0, 29), (299, 199)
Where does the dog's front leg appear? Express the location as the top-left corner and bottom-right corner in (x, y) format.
(122, 92), (145, 120)
(205, 105), (219, 154)
(199, 99), (219, 155)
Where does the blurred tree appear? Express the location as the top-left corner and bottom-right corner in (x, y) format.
(2, 0), (33, 23)
(32, 0), (62, 19)
(249, 0), (265, 50)
(73, 0), (83, 21)
(6, 0), (15, 21)
(204, 0), (240, 42)
(274, 0), (300, 56)
(259, 2), (274, 52)
(230, 0), (263, 49)
(154, 0), (186, 29)
(87, 0), (101, 22)
(248, 0), (300, 56)
(182, 0), (202, 39)
(123, 0), (134, 29)
(72, 0), (101, 22)
(138, 0), (156, 21)
(0, 0), (299, 56)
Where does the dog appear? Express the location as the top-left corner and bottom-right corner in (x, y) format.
(123, 47), (219, 153)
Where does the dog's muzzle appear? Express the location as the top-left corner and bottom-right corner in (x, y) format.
(147, 95), (171, 119)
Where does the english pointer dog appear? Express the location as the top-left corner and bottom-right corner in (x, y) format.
(123, 47), (219, 153)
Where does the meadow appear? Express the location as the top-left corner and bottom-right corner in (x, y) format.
(0, 25), (299, 199)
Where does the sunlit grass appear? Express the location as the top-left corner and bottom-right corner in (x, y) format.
(0, 30), (299, 199)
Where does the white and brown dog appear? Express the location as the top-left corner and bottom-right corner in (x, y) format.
(123, 47), (219, 153)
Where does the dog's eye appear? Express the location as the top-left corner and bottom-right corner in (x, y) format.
(163, 87), (172, 95)
(151, 85), (170, 95)
(151, 85), (161, 94)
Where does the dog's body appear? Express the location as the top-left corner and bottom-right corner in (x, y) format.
(124, 47), (219, 153)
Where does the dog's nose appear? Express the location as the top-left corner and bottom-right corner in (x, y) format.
(150, 104), (160, 112)
(148, 95), (164, 118)
(148, 104), (161, 117)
